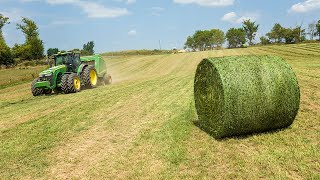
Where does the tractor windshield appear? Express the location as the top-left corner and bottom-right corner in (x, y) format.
(55, 56), (65, 66)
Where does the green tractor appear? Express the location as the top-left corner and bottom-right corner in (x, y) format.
(31, 51), (112, 96)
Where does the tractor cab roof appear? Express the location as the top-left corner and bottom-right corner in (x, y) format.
(53, 51), (81, 57)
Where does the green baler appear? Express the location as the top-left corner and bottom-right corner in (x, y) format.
(31, 51), (112, 96)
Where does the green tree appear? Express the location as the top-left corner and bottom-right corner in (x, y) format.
(193, 30), (210, 51)
(184, 29), (225, 51)
(210, 29), (225, 48)
(82, 41), (95, 55)
(184, 36), (196, 51)
(12, 44), (31, 60)
(16, 17), (44, 60)
(226, 28), (246, 48)
(292, 26), (306, 43)
(242, 19), (259, 46)
(283, 28), (295, 44)
(308, 22), (317, 40)
(0, 14), (9, 31)
(282, 26), (305, 44)
(266, 23), (285, 43)
(47, 48), (59, 57)
(316, 20), (320, 40)
(17, 18), (38, 41)
(260, 36), (270, 45)
(0, 14), (14, 67)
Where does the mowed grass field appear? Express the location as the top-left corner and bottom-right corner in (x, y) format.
(0, 66), (46, 89)
(0, 43), (319, 179)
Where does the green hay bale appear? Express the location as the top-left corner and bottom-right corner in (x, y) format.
(194, 55), (300, 138)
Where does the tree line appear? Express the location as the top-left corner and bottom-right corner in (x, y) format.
(0, 15), (44, 67)
(47, 41), (95, 57)
(185, 19), (320, 51)
(0, 14), (95, 67)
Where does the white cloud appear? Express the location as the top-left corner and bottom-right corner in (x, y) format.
(76, 1), (129, 18)
(289, 0), (320, 13)
(221, 11), (259, 23)
(173, 0), (234, 7)
(221, 12), (237, 22)
(128, 29), (136, 36)
(25, 0), (130, 18)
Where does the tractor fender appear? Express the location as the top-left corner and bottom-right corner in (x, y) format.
(77, 64), (88, 75)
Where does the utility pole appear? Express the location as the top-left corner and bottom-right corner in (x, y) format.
(158, 40), (162, 50)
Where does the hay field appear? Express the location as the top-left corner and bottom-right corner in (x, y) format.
(0, 43), (319, 179)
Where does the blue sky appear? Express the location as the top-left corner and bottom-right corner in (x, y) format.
(1, 0), (320, 53)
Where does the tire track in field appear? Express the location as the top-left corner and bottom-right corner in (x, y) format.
(0, 83), (31, 101)
(0, 79), (167, 178)
(0, 82), (137, 131)
(85, 75), (194, 178)
(45, 75), (190, 179)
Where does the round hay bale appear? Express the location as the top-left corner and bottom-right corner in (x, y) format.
(194, 55), (300, 138)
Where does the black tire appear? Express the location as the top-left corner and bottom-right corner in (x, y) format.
(61, 74), (70, 94)
(103, 74), (112, 85)
(31, 78), (44, 96)
(53, 88), (62, 95)
(82, 66), (98, 88)
(67, 73), (81, 93)
(54, 73), (62, 94)
(44, 89), (52, 95)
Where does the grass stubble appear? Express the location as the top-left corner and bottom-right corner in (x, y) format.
(0, 44), (319, 179)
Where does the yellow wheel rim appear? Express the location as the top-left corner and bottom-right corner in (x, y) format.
(90, 69), (98, 85)
(74, 76), (81, 91)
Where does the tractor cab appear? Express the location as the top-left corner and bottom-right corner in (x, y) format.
(53, 52), (81, 73)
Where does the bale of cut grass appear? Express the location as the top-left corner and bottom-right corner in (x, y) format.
(194, 55), (300, 138)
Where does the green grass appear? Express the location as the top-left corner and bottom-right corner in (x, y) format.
(0, 43), (319, 179)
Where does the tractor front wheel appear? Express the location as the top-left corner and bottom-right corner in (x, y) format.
(31, 78), (44, 96)
(82, 66), (98, 88)
(44, 89), (52, 95)
(68, 73), (81, 93)
(61, 74), (70, 94)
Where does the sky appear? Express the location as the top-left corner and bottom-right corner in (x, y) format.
(0, 0), (320, 53)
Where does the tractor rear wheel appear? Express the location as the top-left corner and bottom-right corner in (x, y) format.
(67, 73), (81, 93)
(103, 74), (112, 85)
(31, 78), (44, 96)
(82, 66), (98, 88)
(61, 74), (70, 94)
